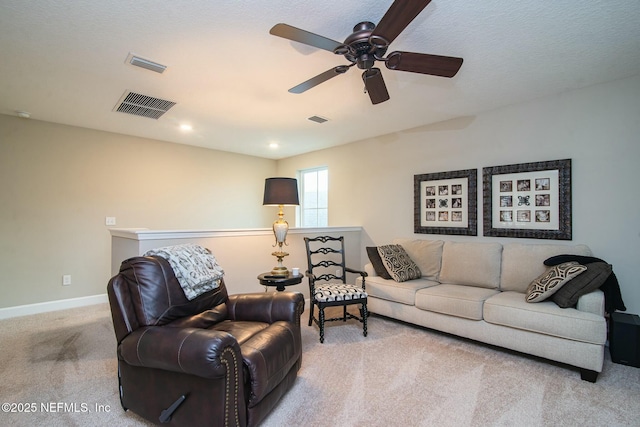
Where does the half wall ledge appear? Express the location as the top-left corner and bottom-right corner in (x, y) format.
(109, 227), (364, 296)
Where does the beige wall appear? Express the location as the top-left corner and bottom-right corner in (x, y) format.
(2, 75), (639, 315)
(278, 74), (640, 315)
(0, 117), (276, 308)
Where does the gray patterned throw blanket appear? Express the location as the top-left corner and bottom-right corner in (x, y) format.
(144, 243), (224, 300)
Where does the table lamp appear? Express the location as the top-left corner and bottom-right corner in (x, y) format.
(263, 177), (299, 276)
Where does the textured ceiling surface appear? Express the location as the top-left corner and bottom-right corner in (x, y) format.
(1, 0), (639, 159)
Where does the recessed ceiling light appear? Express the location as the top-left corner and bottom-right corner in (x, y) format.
(269, 143), (279, 149)
(179, 124), (193, 131)
(125, 53), (167, 74)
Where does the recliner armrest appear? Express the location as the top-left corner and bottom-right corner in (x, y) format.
(227, 291), (305, 324)
(119, 326), (242, 379)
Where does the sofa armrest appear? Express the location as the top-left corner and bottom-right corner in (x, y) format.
(119, 326), (242, 379)
(227, 291), (305, 324)
(576, 289), (605, 316)
(364, 263), (377, 277)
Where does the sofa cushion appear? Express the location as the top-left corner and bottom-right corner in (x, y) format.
(438, 241), (503, 289)
(500, 243), (592, 293)
(393, 238), (444, 280)
(358, 275), (436, 305)
(552, 262), (612, 308)
(484, 291), (606, 345)
(525, 262), (587, 303)
(415, 284), (499, 320)
(377, 245), (422, 282)
(366, 247), (392, 279)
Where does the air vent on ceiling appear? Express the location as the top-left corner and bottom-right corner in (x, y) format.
(113, 91), (176, 120)
(308, 115), (328, 124)
(126, 53), (167, 74)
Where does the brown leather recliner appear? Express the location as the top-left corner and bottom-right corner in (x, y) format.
(107, 255), (305, 427)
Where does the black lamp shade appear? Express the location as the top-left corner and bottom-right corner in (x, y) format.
(263, 178), (299, 205)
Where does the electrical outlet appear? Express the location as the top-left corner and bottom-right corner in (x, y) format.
(62, 275), (71, 286)
(105, 216), (116, 226)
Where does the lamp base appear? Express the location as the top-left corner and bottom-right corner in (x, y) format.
(271, 250), (289, 276)
(271, 266), (289, 276)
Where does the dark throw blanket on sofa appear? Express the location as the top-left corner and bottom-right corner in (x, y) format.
(544, 255), (626, 314)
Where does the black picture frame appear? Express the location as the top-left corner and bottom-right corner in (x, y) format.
(414, 169), (477, 236)
(483, 159), (572, 240)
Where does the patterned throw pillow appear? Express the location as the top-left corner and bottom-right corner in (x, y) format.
(525, 261), (587, 303)
(377, 244), (422, 282)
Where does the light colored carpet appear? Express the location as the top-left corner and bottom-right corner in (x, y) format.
(1, 303), (639, 426)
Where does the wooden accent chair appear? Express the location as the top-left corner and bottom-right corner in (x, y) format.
(304, 236), (368, 343)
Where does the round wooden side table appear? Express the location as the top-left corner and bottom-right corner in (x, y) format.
(257, 272), (303, 291)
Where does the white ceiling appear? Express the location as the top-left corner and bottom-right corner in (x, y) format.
(1, 0), (639, 159)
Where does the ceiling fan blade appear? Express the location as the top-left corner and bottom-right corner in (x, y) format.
(385, 51), (463, 77)
(270, 23), (344, 53)
(371, 0), (432, 46)
(289, 66), (350, 94)
(362, 68), (390, 105)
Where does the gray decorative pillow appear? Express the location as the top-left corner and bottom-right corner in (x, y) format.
(377, 244), (421, 282)
(525, 261), (587, 303)
(552, 262), (612, 308)
(366, 247), (392, 279)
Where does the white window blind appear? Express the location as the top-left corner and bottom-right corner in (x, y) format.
(299, 167), (328, 227)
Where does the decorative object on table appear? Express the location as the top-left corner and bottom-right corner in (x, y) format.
(414, 168), (477, 236)
(304, 236), (368, 343)
(483, 159), (572, 240)
(263, 177), (299, 276)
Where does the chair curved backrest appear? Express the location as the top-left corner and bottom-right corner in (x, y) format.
(304, 235), (347, 287)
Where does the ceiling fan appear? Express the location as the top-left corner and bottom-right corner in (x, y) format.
(269, 0), (463, 105)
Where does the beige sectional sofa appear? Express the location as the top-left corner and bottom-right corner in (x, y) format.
(357, 239), (607, 382)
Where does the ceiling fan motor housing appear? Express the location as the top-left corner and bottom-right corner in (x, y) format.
(342, 21), (388, 70)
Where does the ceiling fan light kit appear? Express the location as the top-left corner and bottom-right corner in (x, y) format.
(270, 0), (463, 105)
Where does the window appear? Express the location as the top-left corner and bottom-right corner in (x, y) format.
(298, 167), (328, 227)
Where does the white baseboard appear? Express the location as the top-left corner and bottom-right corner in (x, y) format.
(0, 294), (108, 320)
(0, 295), (308, 320)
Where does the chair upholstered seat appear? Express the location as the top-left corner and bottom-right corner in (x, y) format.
(314, 283), (368, 302)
